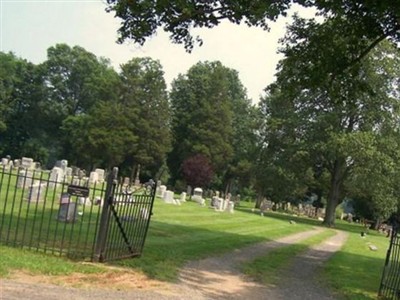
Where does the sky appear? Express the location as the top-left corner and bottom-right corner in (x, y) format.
(0, 0), (316, 103)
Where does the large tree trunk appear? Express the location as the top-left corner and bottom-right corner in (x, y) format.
(323, 159), (345, 227)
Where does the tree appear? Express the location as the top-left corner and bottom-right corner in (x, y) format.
(258, 17), (400, 226)
(61, 101), (137, 169)
(44, 44), (119, 117)
(43, 44), (120, 162)
(119, 57), (171, 177)
(168, 61), (237, 187)
(106, 0), (400, 57)
(181, 154), (214, 189)
(0, 52), (48, 161)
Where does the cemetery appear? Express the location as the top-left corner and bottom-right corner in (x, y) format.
(0, 158), (156, 262)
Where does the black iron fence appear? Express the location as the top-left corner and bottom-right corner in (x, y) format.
(0, 165), (156, 262)
(379, 224), (400, 300)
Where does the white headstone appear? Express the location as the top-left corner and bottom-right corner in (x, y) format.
(180, 192), (187, 202)
(21, 157), (34, 169)
(17, 170), (33, 189)
(27, 182), (45, 203)
(158, 185), (167, 198)
(89, 171), (99, 185)
(192, 187), (205, 205)
(163, 190), (175, 204)
(50, 167), (64, 186)
(95, 168), (105, 182)
(65, 167), (73, 177)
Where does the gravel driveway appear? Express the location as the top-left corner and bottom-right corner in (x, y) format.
(1, 228), (348, 300)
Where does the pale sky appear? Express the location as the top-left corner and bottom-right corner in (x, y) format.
(0, 0), (316, 103)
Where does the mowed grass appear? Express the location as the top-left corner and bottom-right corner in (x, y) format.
(242, 229), (337, 285)
(324, 230), (390, 300)
(0, 197), (393, 300)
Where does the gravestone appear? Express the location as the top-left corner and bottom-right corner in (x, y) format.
(13, 159), (21, 168)
(17, 170), (33, 189)
(1, 158), (9, 166)
(49, 167), (64, 188)
(65, 167), (73, 177)
(27, 182), (45, 203)
(123, 177), (130, 186)
(58, 202), (78, 222)
(89, 171), (99, 185)
(192, 187), (205, 205)
(163, 190), (175, 204)
(21, 157), (34, 169)
(95, 168), (105, 182)
(180, 192), (187, 202)
(158, 185), (167, 198)
(60, 160), (68, 172)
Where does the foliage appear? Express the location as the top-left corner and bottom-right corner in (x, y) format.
(106, 0), (400, 57)
(168, 61), (236, 186)
(257, 16), (400, 226)
(61, 101), (137, 169)
(118, 57), (172, 176)
(181, 154), (214, 189)
(0, 52), (48, 161)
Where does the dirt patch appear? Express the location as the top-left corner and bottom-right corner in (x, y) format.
(8, 268), (167, 291)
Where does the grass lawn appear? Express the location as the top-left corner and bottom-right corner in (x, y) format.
(0, 198), (393, 300)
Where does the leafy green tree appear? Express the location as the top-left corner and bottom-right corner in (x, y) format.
(119, 57), (171, 177)
(0, 52), (48, 161)
(168, 61), (237, 187)
(258, 17), (400, 226)
(44, 44), (119, 116)
(43, 44), (120, 162)
(61, 101), (137, 169)
(106, 0), (399, 56)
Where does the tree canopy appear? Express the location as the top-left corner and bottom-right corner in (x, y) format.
(106, 0), (400, 54)
(257, 15), (400, 226)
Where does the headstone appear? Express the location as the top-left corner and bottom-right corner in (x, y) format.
(13, 159), (21, 168)
(1, 158), (9, 166)
(65, 167), (73, 177)
(71, 166), (79, 177)
(226, 201), (235, 213)
(89, 171), (99, 185)
(49, 167), (64, 188)
(27, 182), (45, 203)
(21, 157), (34, 169)
(163, 190), (175, 204)
(58, 202), (78, 222)
(78, 197), (91, 206)
(192, 187), (205, 205)
(186, 185), (192, 196)
(95, 168), (105, 182)
(60, 159), (68, 172)
(78, 169), (85, 179)
(158, 185), (167, 198)
(123, 177), (130, 186)
(134, 164), (141, 187)
(180, 192), (187, 202)
(17, 170), (33, 189)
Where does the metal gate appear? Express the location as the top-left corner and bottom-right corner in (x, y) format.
(0, 165), (156, 262)
(379, 223), (400, 300)
(94, 168), (156, 262)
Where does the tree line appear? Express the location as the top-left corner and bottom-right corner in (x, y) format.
(2, 1), (400, 226)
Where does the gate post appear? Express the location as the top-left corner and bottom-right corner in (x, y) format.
(94, 167), (118, 262)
